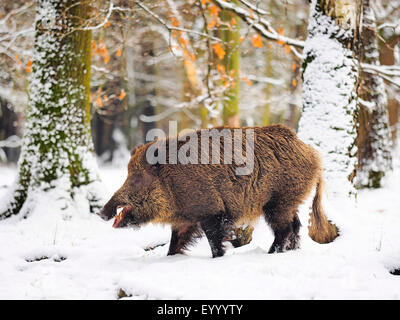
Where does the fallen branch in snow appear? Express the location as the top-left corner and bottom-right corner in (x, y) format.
(143, 243), (167, 251)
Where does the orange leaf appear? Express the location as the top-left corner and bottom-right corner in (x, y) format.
(103, 53), (110, 65)
(25, 59), (32, 73)
(247, 79), (253, 86)
(277, 27), (285, 45)
(217, 64), (226, 74)
(251, 34), (263, 48)
(119, 89), (126, 100)
(96, 96), (103, 107)
(284, 44), (291, 53)
(292, 78), (297, 87)
(179, 37), (186, 46)
(231, 18), (237, 26)
(212, 43), (225, 60)
(171, 16), (179, 27)
(116, 48), (122, 57)
(207, 18), (216, 30)
(209, 4), (220, 16)
(292, 62), (297, 71)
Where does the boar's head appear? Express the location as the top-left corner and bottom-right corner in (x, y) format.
(97, 145), (167, 228)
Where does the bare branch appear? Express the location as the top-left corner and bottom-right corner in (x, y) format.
(134, 1), (221, 42)
(212, 0), (305, 52)
(361, 63), (400, 88)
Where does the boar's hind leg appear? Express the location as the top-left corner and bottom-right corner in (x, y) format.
(167, 225), (201, 256)
(263, 199), (301, 254)
(200, 214), (232, 258)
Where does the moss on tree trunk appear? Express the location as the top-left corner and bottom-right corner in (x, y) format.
(0, 0), (101, 219)
(219, 3), (241, 127)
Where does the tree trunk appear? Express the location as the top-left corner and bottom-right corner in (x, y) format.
(355, 0), (392, 189)
(379, 36), (400, 146)
(220, 3), (241, 127)
(137, 38), (157, 142)
(218, 6), (254, 245)
(297, 0), (361, 197)
(0, 0), (103, 219)
(263, 46), (273, 126)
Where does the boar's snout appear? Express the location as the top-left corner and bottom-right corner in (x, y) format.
(97, 197), (120, 221)
(97, 207), (112, 221)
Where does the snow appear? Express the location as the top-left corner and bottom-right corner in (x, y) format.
(1, 154), (400, 300)
(297, 0), (358, 197)
(0, 0), (104, 220)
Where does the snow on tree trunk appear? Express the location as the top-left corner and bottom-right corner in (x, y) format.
(0, 0), (104, 220)
(356, 0), (392, 189)
(297, 0), (360, 197)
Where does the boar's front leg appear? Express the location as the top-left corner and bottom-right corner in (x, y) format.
(167, 224), (200, 256)
(201, 213), (232, 258)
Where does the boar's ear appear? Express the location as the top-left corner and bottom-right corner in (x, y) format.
(144, 161), (161, 177)
(130, 144), (143, 156)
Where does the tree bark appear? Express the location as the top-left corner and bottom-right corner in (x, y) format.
(379, 35), (400, 146)
(0, 0), (102, 219)
(355, 0), (392, 189)
(219, 3), (241, 127)
(297, 0), (361, 197)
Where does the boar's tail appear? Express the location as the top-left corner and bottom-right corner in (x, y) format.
(308, 175), (339, 244)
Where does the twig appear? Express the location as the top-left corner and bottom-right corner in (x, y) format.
(134, 1), (222, 42)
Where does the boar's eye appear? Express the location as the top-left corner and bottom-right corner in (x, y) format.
(129, 172), (153, 189)
(130, 173), (142, 186)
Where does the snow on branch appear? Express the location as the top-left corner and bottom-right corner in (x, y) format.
(212, 0), (305, 58)
(361, 63), (400, 88)
(373, 0), (400, 22)
(0, 2), (34, 26)
(139, 88), (226, 123)
(0, 135), (21, 162)
(134, 1), (222, 42)
(0, 135), (21, 149)
(377, 23), (400, 32)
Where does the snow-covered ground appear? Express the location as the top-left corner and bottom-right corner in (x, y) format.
(1, 158), (400, 300)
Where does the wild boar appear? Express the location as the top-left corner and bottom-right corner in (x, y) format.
(98, 124), (338, 258)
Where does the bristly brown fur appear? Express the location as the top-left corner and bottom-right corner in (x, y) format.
(308, 176), (339, 243)
(99, 124), (339, 257)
